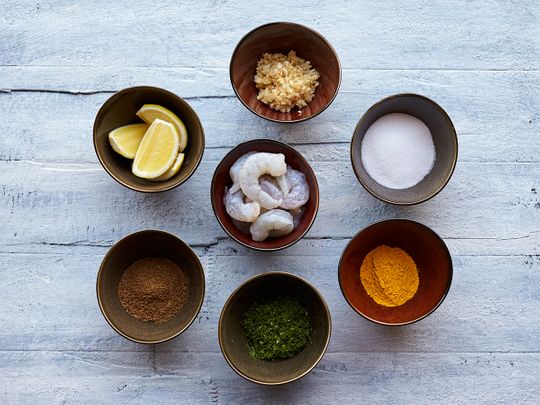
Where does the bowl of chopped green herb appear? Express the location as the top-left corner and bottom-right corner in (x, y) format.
(218, 272), (331, 385)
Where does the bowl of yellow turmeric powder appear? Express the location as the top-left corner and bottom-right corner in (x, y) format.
(338, 219), (452, 325)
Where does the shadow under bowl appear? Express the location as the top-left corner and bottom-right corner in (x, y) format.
(350, 93), (458, 205)
(219, 272), (331, 385)
(338, 219), (452, 325)
(210, 139), (319, 251)
(93, 86), (205, 192)
(97, 230), (205, 344)
(230, 22), (341, 123)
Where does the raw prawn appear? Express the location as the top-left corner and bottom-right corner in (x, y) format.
(276, 174), (292, 196)
(279, 166), (310, 210)
(239, 153), (287, 209)
(249, 209), (294, 242)
(259, 175), (284, 202)
(229, 152), (255, 192)
(224, 186), (260, 222)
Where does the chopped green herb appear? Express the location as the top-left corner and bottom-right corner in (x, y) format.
(242, 296), (311, 361)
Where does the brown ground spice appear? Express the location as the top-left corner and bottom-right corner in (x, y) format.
(118, 257), (189, 323)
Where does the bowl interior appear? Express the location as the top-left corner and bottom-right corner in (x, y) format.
(339, 220), (452, 325)
(211, 139), (319, 250)
(231, 22), (340, 122)
(94, 86), (204, 192)
(351, 94), (457, 204)
(219, 273), (331, 384)
(97, 230), (205, 343)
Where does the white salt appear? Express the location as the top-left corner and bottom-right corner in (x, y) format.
(360, 113), (435, 190)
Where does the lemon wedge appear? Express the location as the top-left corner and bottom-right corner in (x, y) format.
(151, 153), (185, 182)
(132, 119), (180, 179)
(136, 104), (188, 152)
(108, 123), (148, 159)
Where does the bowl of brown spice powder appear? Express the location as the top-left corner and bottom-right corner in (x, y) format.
(97, 230), (205, 344)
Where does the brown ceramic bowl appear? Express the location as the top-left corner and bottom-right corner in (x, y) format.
(219, 272), (331, 385)
(97, 230), (205, 344)
(351, 94), (458, 205)
(338, 219), (452, 326)
(230, 22), (341, 123)
(93, 86), (205, 192)
(210, 139), (319, 251)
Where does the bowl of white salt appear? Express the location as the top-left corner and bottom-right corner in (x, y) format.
(350, 94), (458, 205)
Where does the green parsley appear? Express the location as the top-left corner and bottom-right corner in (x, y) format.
(242, 296), (311, 361)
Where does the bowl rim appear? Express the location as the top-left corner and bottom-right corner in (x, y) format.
(350, 93), (458, 205)
(96, 229), (206, 344)
(218, 271), (332, 385)
(210, 138), (320, 251)
(229, 21), (342, 124)
(338, 218), (453, 326)
(93, 85), (205, 193)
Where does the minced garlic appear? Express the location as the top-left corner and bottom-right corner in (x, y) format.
(254, 50), (320, 113)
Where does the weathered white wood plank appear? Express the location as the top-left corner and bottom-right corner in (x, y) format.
(1, 1), (539, 403)
(0, 249), (538, 352)
(1, 352), (538, 404)
(1, 71), (539, 163)
(1, 1), (539, 70)
(0, 160), (538, 250)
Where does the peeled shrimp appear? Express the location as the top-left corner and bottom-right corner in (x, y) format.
(229, 152), (255, 193)
(276, 174), (292, 196)
(224, 186), (260, 222)
(259, 175), (284, 202)
(279, 166), (310, 210)
(239, 153), (287, 209)
(249, 209), (294, 242)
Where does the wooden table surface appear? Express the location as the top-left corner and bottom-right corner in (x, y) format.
(1, 1), (539, 403)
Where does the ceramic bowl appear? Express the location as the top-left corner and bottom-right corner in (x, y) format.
(97, 230), (205, 343)
(230, 22), (341, 123)
(338, 219), (452, 325)
(210, 139), (319, 251)
(219, 272), (331, 385)
(93, 86), (205, 192)
(350, 93), (458, 205)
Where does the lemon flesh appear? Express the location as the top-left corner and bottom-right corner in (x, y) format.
(132, 119), (180, 179)
(136, 104), (188, 152)
(151, 153), (185, 181)
(108, 123), (148, 159)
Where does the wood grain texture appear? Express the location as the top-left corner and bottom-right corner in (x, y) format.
(0, 0), (539, 403)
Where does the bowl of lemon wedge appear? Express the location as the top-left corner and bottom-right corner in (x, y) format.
(93, 86), (205, 192)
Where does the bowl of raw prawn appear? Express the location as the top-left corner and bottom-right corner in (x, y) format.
(210, 139), (319, 251)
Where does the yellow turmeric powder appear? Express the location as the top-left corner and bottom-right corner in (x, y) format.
(360, 245), (419, 307)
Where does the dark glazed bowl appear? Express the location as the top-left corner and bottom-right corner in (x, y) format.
(219, 272), (331, 385)
(210, 139), (319, 251)
(351, 94), (458, 205)
(97, 230), (205, 344)
(338, 219), (452, 326)
(230, 22), (341, 123)
(93, 86), (205, 192)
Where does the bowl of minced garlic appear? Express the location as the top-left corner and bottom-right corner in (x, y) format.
(338, 219), (453, 325)
(230, 22), (341, 123)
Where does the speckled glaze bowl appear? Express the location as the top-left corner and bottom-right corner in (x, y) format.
(230, 22), (341, 123)
(93, 86), (205, 193)
(338, 219), (453, 326)
(219, 272), (331, 385)
(210, 139), (319, 251)
(350, 93), (458, 205)
(97, 230), (205, 344)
